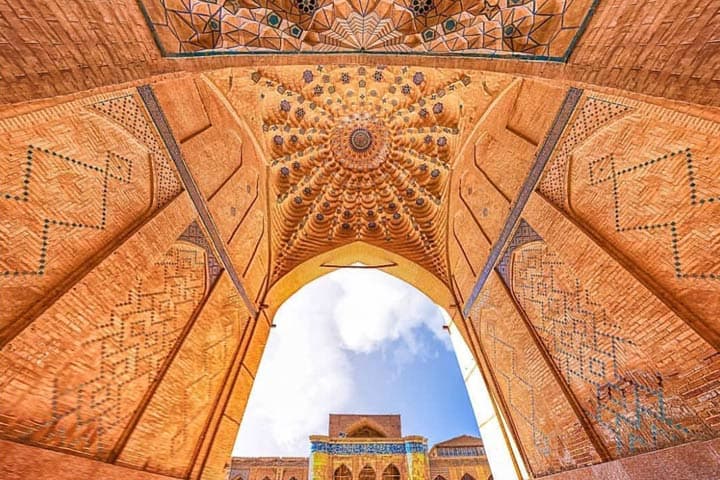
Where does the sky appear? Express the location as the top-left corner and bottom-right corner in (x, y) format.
(233, 267), (480, 457)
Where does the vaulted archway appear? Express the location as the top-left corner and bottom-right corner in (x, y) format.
(1, 4), (719, 479)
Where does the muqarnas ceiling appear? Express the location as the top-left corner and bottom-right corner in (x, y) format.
(206, 65), (514, 283)
(139, 0), (598, 60)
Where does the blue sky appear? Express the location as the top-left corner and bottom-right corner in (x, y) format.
(233, 268), (479, 456)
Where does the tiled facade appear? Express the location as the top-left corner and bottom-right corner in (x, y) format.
(137, 0), (598, 61)
(229, 416), (490, 480)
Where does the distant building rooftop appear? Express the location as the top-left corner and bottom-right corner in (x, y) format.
(430, 435), (486, 459)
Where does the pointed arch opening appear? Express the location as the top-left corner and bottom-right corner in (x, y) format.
(345, 417), (390, 438)
(335, 464), (352, 480)
(359, 465), (376, 480)
(348, 425), (385, 438)
(382, 464), (400, 480)
(263, 241), (455, 321)
(232, 242), (525, 480)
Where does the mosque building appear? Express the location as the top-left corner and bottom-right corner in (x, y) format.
(229, 415), (491, 480)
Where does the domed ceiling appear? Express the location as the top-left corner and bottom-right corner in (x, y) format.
(206, 65), (514, 283)
(140, 0), (597, 60)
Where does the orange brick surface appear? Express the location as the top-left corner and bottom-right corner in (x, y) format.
(0, 7), (718, 476)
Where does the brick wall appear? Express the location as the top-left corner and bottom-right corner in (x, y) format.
(230, 457), (309, 480)
(329, 415), (402, 438)
(539, 89), (720, 347)
(454, 80), (720, 478)
(544, 438), (720, 480)
(0, 76), (268, 479)
(0, 1), (718, 107)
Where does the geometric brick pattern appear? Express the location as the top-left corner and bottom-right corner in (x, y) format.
(461, 86), (583, 316)
(511, 240), (717, 458)
(482, 312), (552, 465)
(0, 94), (161, 333)
(470, 274), (601, 476)
(0, 239), (208, 459)
(538, 96), (634, 208)
(89, 93), (183, 208)
(495, 219), (542, 285)
(588, 149), (719, 281)
(556, 91), (720, 337)
(136, 83), (260, 316)
(1, 146), (132, 277)
(139, 0), (598, 61)
(118, 276), (250, 477)
(179, 220), (224, 287)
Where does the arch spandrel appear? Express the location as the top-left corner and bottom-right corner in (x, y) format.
(263, 240), (456, 322)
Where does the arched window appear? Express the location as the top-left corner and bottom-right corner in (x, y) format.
(359, 465), (376, 480)
(434, 476), (447, 480)
(335, 465), (352, 480)
(382, 464), (400, 480)
(262, 476), (271, 480)
(289, 477), (298, 480)
(348, 425), (385, 438)
(461, 474), (475, 480)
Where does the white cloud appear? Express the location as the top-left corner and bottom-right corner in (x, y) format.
(232, 267), (451, 457)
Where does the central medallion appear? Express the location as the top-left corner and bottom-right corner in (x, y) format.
(349, 128), (373, 152)
(330, 113), (390, 173)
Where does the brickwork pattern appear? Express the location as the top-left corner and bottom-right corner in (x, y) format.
(568, 0), (720, 108)
(89, 93), (183, 207)
(470, 274), (601, 476)
(544, 438), (720, 480)
(138, 0), (596, 60)
(428, 456), (491, 480)
(511, 239), (720, 459)
(0, 236), (207, 458)
(329, 414), (402, 438)
(0, 1), (168, 106)
(179, 220), (224, 286)
(0, 439), (177, 480)
(0, 88), (182, 337)
(118, 275), (251, 477)
(151, 76), (270, 304)
(0, 1), (718, 108)
(547, 91), (720, 340)
(537, 95), (634, 208)
(495, 219), (542, 285)
(448, 79), (566, 307)
(230, 457), (308, 480)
